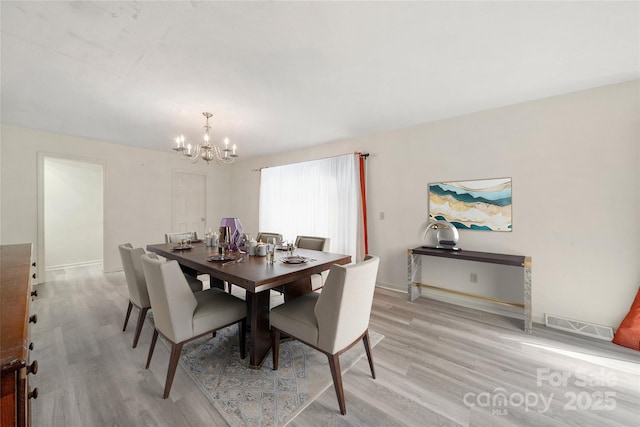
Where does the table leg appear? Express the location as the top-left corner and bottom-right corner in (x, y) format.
(283, 277), (313, 301)
(245, 290), (271, 369)
(180, 265), (199, 278)
(208, 274), (226, 291)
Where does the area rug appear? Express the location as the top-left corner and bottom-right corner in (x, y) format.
(176, 324), (384, 426)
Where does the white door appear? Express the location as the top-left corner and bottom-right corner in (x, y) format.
(172, 171), (206, 236)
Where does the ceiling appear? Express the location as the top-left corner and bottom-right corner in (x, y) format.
(1, 1), (638, 159)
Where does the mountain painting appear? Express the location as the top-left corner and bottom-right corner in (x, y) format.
(428, 178), (512, 231)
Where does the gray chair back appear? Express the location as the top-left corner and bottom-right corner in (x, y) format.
(118, 243), (151, 308)
(295, 235), (330, 251)
(314, 255), (379, 353)
(140, 254), (198, 343)
(256, 232), (283, 245)
(165, 231), (198, 244)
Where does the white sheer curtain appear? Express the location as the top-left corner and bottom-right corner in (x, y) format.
(259, 154), (360, 262)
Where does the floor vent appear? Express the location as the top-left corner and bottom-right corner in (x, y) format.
(545, 314), (613, 341)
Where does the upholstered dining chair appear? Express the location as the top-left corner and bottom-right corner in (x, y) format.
(164, 231), (198, 244)
(294, 235), (330, 251)
(270, 255), (380, 415)
(256, 232), (283, 245)
(162, 234), (206, 291)
(119, 243), (204, 348)
(140, 253), (247, 399)
(295, 235), (331, 291)
(119, 244), (151, 348)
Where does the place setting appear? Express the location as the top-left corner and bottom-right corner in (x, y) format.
(272, 239), (311, 264)
(280, 255), (314, 264)
(206, 225), (237, 262)
(206, 254), (234, 262)
(171, 239), (195, 251)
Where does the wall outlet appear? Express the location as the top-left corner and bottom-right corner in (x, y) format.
(380, 212), (385, 220)
(470, 273), (478, 283)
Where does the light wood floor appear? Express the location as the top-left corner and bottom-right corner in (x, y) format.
(30, 266), (639, 426)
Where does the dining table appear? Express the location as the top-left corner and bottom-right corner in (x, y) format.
(146, 242), (351, 368)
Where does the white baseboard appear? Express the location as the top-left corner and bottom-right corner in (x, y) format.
(45, 259), (102, 271)
(375, 283), (405, 293)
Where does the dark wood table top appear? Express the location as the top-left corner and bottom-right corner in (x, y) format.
(146, 242), (352, 293)
(410, 246), (526, 267)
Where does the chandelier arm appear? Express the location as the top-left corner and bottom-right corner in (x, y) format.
(176, 149), (192, 162)
(187, 144), (202, 164)
(175, 147), (198, 163)
(215, 157), (234, 165)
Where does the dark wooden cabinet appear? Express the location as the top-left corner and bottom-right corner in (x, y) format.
(1, 244), (37, 427)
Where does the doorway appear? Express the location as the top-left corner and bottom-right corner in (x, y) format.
(37, 154), (104, 280)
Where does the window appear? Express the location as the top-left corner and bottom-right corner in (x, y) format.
(259, 154), (362, 261)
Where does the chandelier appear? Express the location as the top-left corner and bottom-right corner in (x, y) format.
(173, 112), (238, 164)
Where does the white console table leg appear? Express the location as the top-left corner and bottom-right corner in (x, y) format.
(408, 249), (421, 301)
(523, 256), (532, 334)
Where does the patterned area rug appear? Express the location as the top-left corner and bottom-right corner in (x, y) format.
(176, 324), (384, 426)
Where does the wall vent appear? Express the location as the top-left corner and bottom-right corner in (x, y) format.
(545, 314), (613, 341)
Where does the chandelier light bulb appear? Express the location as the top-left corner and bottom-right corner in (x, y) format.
(175, 135), (185, 148)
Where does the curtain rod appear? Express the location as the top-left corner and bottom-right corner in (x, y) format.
(251, 151), (369, 172)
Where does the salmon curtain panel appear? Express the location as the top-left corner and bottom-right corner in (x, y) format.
(259, 153), (368, 263)
(357, 153), (369, 261)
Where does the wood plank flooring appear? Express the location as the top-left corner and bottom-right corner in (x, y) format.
(30, 266), (639, 426)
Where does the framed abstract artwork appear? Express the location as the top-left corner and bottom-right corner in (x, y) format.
(428, 177), (512, 231)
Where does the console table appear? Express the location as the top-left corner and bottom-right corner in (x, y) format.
(408, 247), (532, 333)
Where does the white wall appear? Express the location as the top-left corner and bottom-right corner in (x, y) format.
(44, 156), (103, 269)
(0, 126), (232, 274)
(229, 81), (640, 329)
(1, 81), (637, 329)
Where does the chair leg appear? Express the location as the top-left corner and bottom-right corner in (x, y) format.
(271, 327), (280, 370)
(363, 329), (376, 379)
(163, 342), (184, 399)
(327, 353), (346, 415)
(238, 318), (246, 359)
(122, 300), (133, 331)
(145, 329), (159, 369)
(132, 307), (149, 348)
